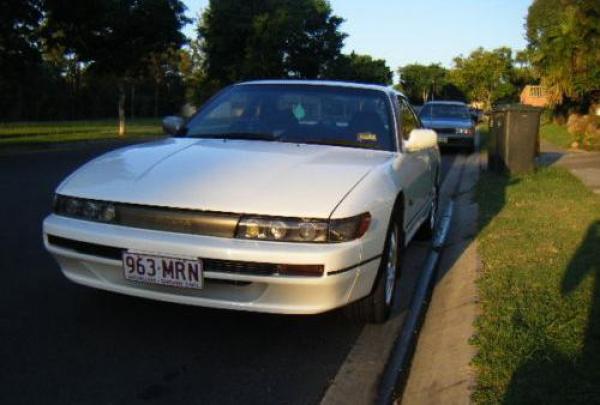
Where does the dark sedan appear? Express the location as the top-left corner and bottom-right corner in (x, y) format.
(419, 101), (476, 152)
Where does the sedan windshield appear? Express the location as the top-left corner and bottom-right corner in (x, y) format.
(185, 84), (395, 151)
(419, 104), (471, 121)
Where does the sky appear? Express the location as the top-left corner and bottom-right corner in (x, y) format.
(182, 0), (532, 78)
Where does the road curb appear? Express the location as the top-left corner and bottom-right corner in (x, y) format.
(376, 200), (455, 404)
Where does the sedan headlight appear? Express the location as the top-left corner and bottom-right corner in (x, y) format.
(236, 213), (371, 243)
(53, 195), (116, 223)
(456, 127), (474, 135)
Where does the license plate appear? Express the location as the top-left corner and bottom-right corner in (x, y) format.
(438, 136), (448, 144)
(122, 251), (203, 289)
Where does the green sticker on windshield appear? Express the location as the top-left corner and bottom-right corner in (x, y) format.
(293, 104), (306, 120)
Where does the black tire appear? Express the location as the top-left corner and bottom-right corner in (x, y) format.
(415, 185), (439, 241)
(344, 218), (403, 323)
(466, 139), (476, 154)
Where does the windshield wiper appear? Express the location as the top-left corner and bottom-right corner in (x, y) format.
(189, 132), (279, 141)
(285, 138), (378, 149)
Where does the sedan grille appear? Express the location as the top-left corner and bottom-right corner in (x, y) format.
(46, 235), (323, 277)
(53, 195), (240, 238)
(434, 127), (456, 134)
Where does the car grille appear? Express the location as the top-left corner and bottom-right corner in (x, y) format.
(53, 195), (240, 238)
(434, 127), (456, 134)
(46, 235), (323, 277)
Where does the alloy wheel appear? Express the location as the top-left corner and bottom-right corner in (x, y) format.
(384, 226), (398, 305)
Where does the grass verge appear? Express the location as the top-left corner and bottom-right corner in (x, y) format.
(540, 123), (573, 149)
(473, 166), (600, 404)
(0, 118), (163, 146)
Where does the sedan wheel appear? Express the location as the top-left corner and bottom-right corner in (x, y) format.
(384, 226), (398, 305)
(345, 220), (402, 323)
(416, 185), (438, 240)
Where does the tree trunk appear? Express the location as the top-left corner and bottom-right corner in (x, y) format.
(130, 83), (136, 120)
(14, 83), (24, 121)
(118, 82), (126, 136)
(154, 84), (159, 118)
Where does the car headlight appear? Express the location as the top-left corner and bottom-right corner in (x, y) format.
(236, 212), (371, 243)
(53, 195), (116, 223)
(456, 127), (474, 135)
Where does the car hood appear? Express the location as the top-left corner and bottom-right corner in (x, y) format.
(57, 138), (393, 218)
(420, 118), (473, 129)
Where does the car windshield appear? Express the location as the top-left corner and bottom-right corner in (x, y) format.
(419, 104), (471, 120)
(184, 84), (395, 151)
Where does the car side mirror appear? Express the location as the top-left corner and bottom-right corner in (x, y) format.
(405, 129), (437, 152)
(162, 116), (186, 136)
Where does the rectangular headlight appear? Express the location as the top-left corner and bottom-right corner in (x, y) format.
(236, 213), (371, 243)
(54, 195), (116, 223)
(236, 217), (328, 242)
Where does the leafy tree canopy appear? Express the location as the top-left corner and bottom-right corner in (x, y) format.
(325, 52), (393, 85)
(449, 47), (516, 109)
(397, 63), (448, 104)
(0, 0), (42, 78)
(43, 0), (190, 77)
(526, 0), (600, 106)
(198, 0), (346, 86)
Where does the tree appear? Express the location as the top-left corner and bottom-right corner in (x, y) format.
(44, 0), (190, 134)
(146, 47), (183, 118)
(179, 39), (208, 106)
(0, 0), (44, 120)
(397, 64), (448, 104)
(325, 52), (393, 85)
(526, 0), (600, 108)
(448, 47), (516, 110)
(198, 0), (346, 93)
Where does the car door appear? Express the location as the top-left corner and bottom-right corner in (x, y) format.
(395, 96), (434, 235)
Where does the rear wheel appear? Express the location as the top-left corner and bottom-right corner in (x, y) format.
(344, 219), (402, 323)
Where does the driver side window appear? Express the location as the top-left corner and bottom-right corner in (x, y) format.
(398, 97), (419, 140)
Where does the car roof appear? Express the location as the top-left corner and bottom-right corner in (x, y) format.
(422, 100), (467, 106)
(237, 79), (407, 99)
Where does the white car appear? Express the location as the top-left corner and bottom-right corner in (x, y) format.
(43, 80), (440, 323)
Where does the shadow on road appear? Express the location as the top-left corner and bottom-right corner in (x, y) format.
(503, 221), (600, 404)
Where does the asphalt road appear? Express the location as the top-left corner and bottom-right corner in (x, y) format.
(0, 141), (457, 405)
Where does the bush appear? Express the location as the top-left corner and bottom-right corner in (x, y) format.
(566, 114), (600, 150)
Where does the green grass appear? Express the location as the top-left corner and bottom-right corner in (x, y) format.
(473, 167), (600, 404)
(540, 123), (574, 149)
(0, 118), (163, 146)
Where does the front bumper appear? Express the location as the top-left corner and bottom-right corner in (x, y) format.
(43, 214), (381, 314)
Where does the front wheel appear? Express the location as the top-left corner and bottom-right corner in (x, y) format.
(466, 138), (476, 154)
(344, 220), (402, 323)
(415, 185), (438, 240)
